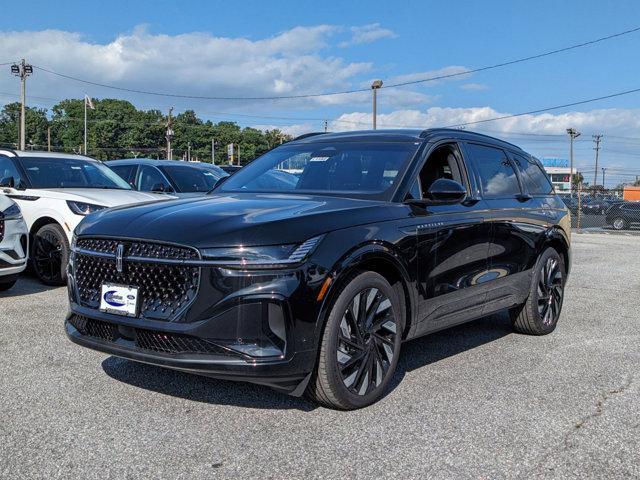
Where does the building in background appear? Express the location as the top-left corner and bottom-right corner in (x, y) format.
(540, 158), (576, 192)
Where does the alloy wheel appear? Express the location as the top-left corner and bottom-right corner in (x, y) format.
(336, 288), (398, 396)
(33, 230), (63, 283)
(536, 257), (563, 326)
(613, 218), (625, 230)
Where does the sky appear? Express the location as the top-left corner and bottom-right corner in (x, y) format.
(2, 0), (640, 186)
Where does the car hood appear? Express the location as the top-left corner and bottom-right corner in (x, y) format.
(76, 192), (407, 248)
(30, 188), (172, 206)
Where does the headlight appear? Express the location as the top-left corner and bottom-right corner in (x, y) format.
(201, 235), (323, 268)
(0, 203), (22, 220)
(67, 201), (107, 216)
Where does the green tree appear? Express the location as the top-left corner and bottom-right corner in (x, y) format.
(0, 102), (50, 150)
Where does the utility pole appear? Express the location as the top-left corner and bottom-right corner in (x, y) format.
(592, 134), (602, 187)
(166, 107), (174, 160)
(601, 168), (607, 189)
(566, 128), (581, 196)
(11, 59), (33, 151)
(47, 126), (51, 152)
(187, 142), (191, 162)
(371, 80), (383, 129)
(211, 139), (215, 164)
(237, 144), (241, 165)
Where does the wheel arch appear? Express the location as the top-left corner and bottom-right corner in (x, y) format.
(316, 241), (416, 342)
(544, 227), (571, 276)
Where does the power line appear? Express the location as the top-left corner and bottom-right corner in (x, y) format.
(31, 25), (640, 101)
(443, 87), (640, 129)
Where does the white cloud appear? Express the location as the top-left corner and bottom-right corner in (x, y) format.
(0, 26), (371, 109)
(461, 83), (489, 91)
(252, 123), (315, 138)
(330, 106), (640, 135)
(339, 23), (397, 47)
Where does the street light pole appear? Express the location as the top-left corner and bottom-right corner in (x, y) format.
(371, 80), (383, 129)
(566, 128), (581, 196)
(11, 59), (33, 151)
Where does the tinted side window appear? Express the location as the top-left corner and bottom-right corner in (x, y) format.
(466, 143), (521, 198)
(512, 153), (554, 195)
(109, 164), (137, 188)
(137, 165), (170, 191)
(0, 157), (25, 188)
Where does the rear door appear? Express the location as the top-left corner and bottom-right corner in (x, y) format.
(463, 143), (543, 316)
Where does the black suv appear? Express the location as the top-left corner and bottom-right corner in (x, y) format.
(605, 201), (640, 230)
(65, 129), (571, 410)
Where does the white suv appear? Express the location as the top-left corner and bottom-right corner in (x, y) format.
(0, 195), (28, 291)
(0, 150), (172, 286)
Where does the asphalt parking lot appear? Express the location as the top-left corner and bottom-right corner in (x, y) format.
(1, 232), (639, 479)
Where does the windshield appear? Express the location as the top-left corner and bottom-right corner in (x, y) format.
(161, 164), (227, 193)
(218, 141), (419, 199)
(19, 157), (131, 190)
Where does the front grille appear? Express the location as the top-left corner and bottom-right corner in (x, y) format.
(73, 238), (200, 321)
(69, 314), (118, 341)
(77, 238), (197, 260)
(68, 315), (232, 356)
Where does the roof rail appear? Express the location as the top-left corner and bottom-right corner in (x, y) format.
(293, 132), (328, 141)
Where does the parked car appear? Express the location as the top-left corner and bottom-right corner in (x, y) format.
(605, 201), (640, 230)
(65, 129), (571, 409)
(105, 159), (228, 196)
(0, 196), (28, 291)
(0, 150), (172, 285)
(582, 199), (614, 215)
(219, 165), (242, 175)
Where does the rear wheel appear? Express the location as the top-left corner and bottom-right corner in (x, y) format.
(612, 217), (627, 230)
(307, 271), (402, 410)
(510, 247), (565, 335)
(32, 223), (69, 286)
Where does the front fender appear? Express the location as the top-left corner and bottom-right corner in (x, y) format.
(313, 239), (417, 345)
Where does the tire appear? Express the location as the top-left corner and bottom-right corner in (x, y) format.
(510, 247), (565, 335)
(307, 271), (403, 410)
(32, 223), (69, 286)
(612, 217), (627, 230)
(0, 278), (17, 291)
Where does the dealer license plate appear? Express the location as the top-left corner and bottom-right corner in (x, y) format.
(99, 283), (139, 317)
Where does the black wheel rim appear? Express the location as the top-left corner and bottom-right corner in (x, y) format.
(537, 257), (563, 326)
(336, 288), (397, 396)
(33, 231), (63, 282)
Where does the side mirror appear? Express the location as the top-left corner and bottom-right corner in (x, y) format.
(426, 178), (467, 204)
(0, 176), (15, 188)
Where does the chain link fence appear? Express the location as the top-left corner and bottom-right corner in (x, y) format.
(561, 185), (640, 231)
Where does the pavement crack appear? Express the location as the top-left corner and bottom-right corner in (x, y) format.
(564, 376), (633, 450)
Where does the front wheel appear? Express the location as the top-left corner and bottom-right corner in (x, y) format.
(307, 272), (403, 410)
(32, 223), (69, 286)
(612, 217), (627, 230)
(510, 247), (565, 335)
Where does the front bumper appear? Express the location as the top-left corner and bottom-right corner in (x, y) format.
(0, 217), (28, 278)
(65, 311), (316, 395)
